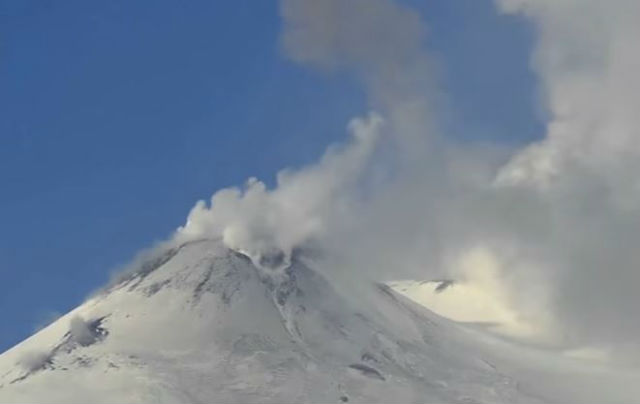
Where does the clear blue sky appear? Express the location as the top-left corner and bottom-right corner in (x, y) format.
(0, 0), (540, 351)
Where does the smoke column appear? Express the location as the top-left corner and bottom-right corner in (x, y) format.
(169, 0), (640, 358)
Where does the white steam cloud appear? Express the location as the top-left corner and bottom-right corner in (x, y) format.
(165, 0), (640, 359)
(177, 113), (383, 268)
(493, 0), (640, 351)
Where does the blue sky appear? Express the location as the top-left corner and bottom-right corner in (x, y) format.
(0, 0), (540, 351)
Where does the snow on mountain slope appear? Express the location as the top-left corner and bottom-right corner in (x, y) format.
(388, 279), (542, 339)
(1, 239), (638, 403)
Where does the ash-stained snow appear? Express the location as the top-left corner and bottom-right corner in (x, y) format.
(1, 239), (638, 403)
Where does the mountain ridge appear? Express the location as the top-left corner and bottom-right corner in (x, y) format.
(1, 239), (638, 403)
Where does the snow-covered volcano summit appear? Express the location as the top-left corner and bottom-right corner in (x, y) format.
(1, 239), (638, 403)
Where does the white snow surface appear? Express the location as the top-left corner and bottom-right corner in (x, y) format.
(1, 239), (639, 403)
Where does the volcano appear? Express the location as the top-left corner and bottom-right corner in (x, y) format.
(0, 239), (638, 403)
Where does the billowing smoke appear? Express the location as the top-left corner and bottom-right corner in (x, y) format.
(175, 0), (445, 274)
(280, 0), (443, 152)
(496, 0), (640, 189)
(493, 0), (640, 351)
(177, 113), (383, 269)
(165, 0), (640, 358)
